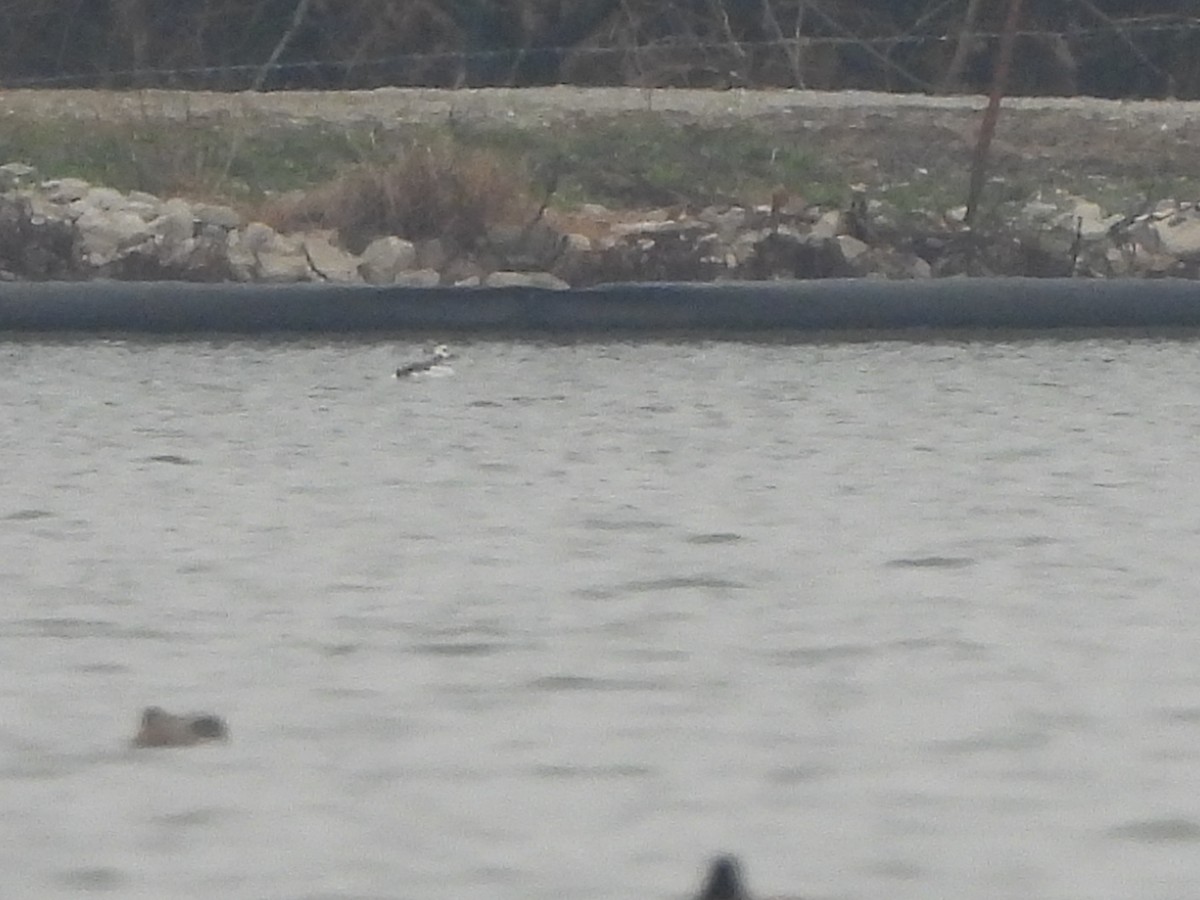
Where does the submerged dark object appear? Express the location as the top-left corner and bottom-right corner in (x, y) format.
(696, 855), (749, 900)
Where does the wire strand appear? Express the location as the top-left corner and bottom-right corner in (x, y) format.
(2, 17), (1197, 90)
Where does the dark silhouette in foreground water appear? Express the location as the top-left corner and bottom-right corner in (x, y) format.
(696, 855), (749, 900)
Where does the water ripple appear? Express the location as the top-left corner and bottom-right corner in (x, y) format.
(3, 338), (1199, 900)
(2, 508), (54, 521)
(767, 643), (876, 667)
(1107, 817), (1200, 843)
(580, 517), (670, 532)
(526, 675), (670, 692)
(928, 729), (1052, 755)
(684, 532), (744, 545)
(884, 555), (977, 570)
(54, 867), (127, 891)
(411, 641), (523, 657)
(531, 764), (654, 779)
(9, 617), (176, 640)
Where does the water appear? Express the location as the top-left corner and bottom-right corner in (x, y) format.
(2, 335), (1200, 900)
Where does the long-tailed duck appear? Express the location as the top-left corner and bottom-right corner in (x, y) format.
(394, 344), (454, 378)
(132, 706), (228, 748)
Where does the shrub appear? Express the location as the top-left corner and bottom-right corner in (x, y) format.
(261, 140), (539, 254)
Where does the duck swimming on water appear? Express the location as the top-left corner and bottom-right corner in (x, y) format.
(132, 706), (228, 748)
(394, 344), (454, 378)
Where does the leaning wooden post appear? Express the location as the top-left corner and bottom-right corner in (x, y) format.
(964, 0), (1025, 225)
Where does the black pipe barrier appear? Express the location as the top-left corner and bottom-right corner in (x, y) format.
(2, 278), (1200, 335)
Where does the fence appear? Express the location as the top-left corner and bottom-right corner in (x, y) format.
(0, 3), (1197, 98)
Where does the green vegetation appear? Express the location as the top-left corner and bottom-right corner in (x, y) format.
(0, 111), (844, 214)
(455, 116), (840, 208)
(0, 107), (1182, 234)
(0, 115), (375, 200)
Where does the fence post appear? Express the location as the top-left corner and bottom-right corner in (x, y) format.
(964, 0), (1025, 226)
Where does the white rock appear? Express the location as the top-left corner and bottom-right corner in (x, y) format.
(239, 221), (280, 254)
(484, 270), (570, 290)
(126, 199), (165, 221)
(42, 178), (90, 203)
(1155, 216), (1200, 260)
(1151, 199), (1179, 219)
(0, 162), (36, 189)
(610, 219), (698, 236)
(256, 248), (311, 283)
(1066, 200), (1122, 240)
(699, 205), (747, 233)
(810, 210), (842, 240)
(0, 162), (36, 178)
(227, 248), (256, 282)
(74, 207), (152, 267)
(25, 194), (68, 223)
(301, 233), (362, 283)
(392, 268), (441, 287)
(836, 234), (869, 261)
(358, 236), (417, 284)
(193, 203), (241, 229)
(149, 206), (196, 246)
(224, 223), (311, 282)
(160, 198), (194, 221)
(562, 232), (592, 253)
(84, 187), (127, 211)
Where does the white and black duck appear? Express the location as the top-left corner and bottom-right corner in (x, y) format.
(394, 344), (454, 378)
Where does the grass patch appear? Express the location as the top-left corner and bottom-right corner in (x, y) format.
(0, 111), (848, 213)
(0, 114), (378, 201)
(5, 109), (1172, 233)
(7, 107), (1186, 284)
(879, 176), (967, 217)
(451, 115), (840, 209)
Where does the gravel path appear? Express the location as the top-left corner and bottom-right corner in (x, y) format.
(2, 85), (1199, 125)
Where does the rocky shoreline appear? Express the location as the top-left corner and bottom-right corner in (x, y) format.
(5, 160), (1200, 285)
(3, 87), (1200, 284)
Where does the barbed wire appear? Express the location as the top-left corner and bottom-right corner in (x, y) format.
(2, 16), (1197, 90)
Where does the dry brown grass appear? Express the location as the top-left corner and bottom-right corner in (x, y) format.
(258, 140), (540, 254)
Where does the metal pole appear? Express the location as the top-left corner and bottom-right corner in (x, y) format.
(964, 0), (1025, 225)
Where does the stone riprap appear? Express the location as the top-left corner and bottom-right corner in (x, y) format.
(2, 161), (1199, 285)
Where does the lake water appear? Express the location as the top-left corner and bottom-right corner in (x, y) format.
(3, 335), (1200, 900)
